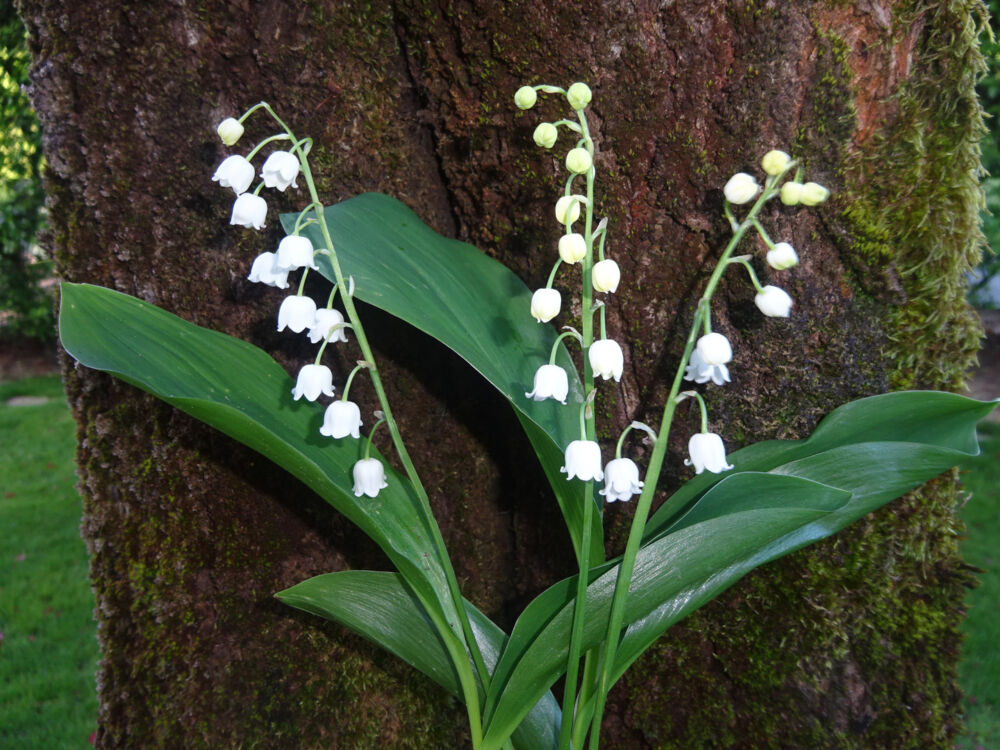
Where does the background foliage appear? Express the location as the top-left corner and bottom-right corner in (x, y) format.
(0, 3), (47, 340)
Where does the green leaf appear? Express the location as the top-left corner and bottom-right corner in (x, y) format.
(58, 282), (462, 637)
(645, 391), (997, 537)
(280, 194), (603, 564)
(480, 474), (849, 750)
(277, 571), (560, 750)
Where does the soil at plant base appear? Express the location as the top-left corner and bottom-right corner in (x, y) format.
(0, 337), (59, 380)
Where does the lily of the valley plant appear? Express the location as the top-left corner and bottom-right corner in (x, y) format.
(58, 88), (996, 750)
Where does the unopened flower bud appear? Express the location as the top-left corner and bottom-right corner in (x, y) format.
(533, 122), (558, 149)
(530, 288), (561, 323)
(217, 117), (245, 146)
(558, 233), (587, 264)
(723, 173), (759, 205)
(592, 259), (620, 293)
(800, 181), (830, 206)
(779, 181), (804, 205)
(555, 195), (583, 225)
(754, 285), (793, 317)
(566, 82), (592, 111)
(761, 150), (792, 176)
(514, 86), (538, 110)
(696, 332), (732, 366)
(565, 147), (592, 174)
(766, 242), (799, 270)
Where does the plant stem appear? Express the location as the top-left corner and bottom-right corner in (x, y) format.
(258, 103), (491, 737)
(585, 178), (784, 750)
(558, 105), (599, 750)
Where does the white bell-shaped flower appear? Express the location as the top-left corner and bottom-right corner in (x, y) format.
(766, 242), (798, 270)
(592, 259), (620, 293)
(308, 308), (349, 344)
(558, 233), (586, 264)
(589, 339), (624, 382)
(230, 193), (267, 229)
(600, 457), (644, 503)
(277, 295), (317, 333)
(555, 195), (583, 226)
(685, 432), (734, 474)
(275, 235), (317, 271)
(212, 155), (255, 195)
(247, 252), (290, 289)
(755, 285), (793, 318)
(723, 172), (759, 205)
(291, 364), (335, 402)
(560, 440), (604, 482)
(525, 364), (568, 404)
(684, 348), (730, 386)
(320, 400), (363, 439)
(260, 151), (300, 191)
(530, 288), (561, 323)
(353, 457), (388, 498)
(216, 118), (245, 146)
(696, 332), (732, 366)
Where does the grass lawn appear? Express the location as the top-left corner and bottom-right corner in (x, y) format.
(0, 375), (98, 749)
(0, 373), (995, 747)
(956, 419), (1000, 750)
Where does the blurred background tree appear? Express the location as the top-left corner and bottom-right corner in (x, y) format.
(0, 2), (48, 341)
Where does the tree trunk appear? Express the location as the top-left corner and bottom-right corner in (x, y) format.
(19, 0), (985, 747)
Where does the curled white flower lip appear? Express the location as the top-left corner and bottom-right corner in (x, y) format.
(525, 364), (569, 404)
(230, 193), (267, 229)
(685, 432), (734, 475)
(274, 235), (317, 271)
(277, 295), (317, 333)
(291, 363), (335, 402)
(589, 339), (624, 382)
(308, 308), (349, 344)
(212, 155), (255, 195)
(260, 151), (300, 191)
(600, 457), (644, 502)
(247, 252), (290, 289)
(683, 348), (730, 386)
(320, 400), (363, 439)
(561, 440), (604, 482)
(353, 457), (388, 498)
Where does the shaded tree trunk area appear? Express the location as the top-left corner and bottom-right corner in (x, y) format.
(18, 1), (986, 747)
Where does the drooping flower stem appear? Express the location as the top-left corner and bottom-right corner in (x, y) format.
(256, 102), (491, 745)
(558, 104), (601, 750)
(549, 327), (583, 365)
(313, 324), (352, 365)
(362, 413), (387, 460)
(340, 361), (368, 402)
(584, 165), (793, 750)
(730, 256), (766, 293)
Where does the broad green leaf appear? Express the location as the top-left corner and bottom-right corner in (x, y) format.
(280, 194), (603, 564)
(58, 282), (463, 639)
(646, 391), (997, 536)
(481, 476), (847, 750)
(277, 571), (559, 750)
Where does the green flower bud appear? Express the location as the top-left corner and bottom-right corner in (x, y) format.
(761, 149), (791, 176)
(565, 147), (592, 174)
(217, 117), (244, 146)
(514, 86), (537, 110)
(779, 181), (804, 206)
(566, 82), (592, 111)
(800, 181), (830, 206)
(533, 122), (558, 149)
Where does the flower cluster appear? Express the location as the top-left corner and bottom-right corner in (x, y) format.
(516, 82), (641, 502)
(212, 107), (385, 498)
(682, 149), (827, 473)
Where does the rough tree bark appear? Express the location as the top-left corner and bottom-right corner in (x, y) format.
(19, 1), (985, 747)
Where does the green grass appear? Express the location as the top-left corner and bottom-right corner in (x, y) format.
(0, 374), (996, 748)
(0, 375), (98, 749)
(957, 420), (1000, 750)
